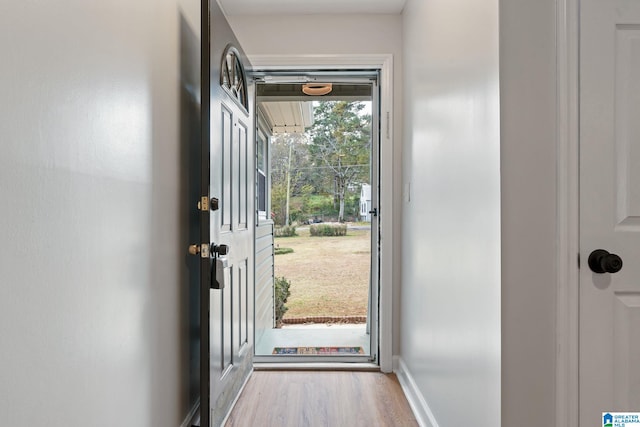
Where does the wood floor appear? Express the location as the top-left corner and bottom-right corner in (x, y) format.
(225, 371), (418, 427)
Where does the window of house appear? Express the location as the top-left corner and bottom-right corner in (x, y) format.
(257, 126), (268, 221)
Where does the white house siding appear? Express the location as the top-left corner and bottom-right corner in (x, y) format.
(255, 222), (275, 343)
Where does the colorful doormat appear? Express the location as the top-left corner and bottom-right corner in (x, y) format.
(272, 346), (365, 355)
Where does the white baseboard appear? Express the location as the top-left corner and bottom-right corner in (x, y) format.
(180, 398), (200, 427)
(394, 356), (439, 427)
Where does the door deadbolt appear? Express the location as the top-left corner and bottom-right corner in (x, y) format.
(197, 197), (220, 212)
(187, 243), (210, 258)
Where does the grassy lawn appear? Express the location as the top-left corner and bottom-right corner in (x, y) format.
(274, 226), (371, 319)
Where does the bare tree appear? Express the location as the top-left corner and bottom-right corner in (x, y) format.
(307, 101), (371, 222)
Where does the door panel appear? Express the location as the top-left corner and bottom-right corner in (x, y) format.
(580, 0), (640, 422)
(200, 0), (254, 425)
(236, 258), (249, 351)
(221, 106), (233, 232)
(614, 26), (640, 230)
(237, 120), (248, 229)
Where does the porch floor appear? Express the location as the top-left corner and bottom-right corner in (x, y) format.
(255, 323), (370, 356)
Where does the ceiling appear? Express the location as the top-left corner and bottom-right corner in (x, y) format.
(256, 82), (373, 133)
(218, 0), (406, 16)
(258, 101), (314, 134)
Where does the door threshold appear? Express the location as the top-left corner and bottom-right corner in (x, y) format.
(253, 362), (380, 371)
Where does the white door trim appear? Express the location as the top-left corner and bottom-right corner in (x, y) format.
(249, 54), (395, 373)
(556, 0), (580, 425)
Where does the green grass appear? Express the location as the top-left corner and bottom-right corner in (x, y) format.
(274, 226), (371, 318)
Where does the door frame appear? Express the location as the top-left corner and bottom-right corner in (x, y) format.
(556, 0), (580, 425)
(249, 53), (395, 373)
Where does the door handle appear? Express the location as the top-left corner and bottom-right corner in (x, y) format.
(368, 208), (378, 217)
(213, 244), (229, 256)
(210, 243), (229, 289)
(588, 249), (623, 274)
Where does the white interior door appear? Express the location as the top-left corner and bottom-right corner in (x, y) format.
(580, 0), (640, 421)
(199, 1), (254, 425)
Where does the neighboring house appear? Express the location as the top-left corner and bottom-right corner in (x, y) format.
(360, 184), (372, 222)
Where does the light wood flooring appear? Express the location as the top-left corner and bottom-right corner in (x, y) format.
(225, 371), (418, 427)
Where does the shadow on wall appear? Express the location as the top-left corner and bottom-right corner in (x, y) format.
(145, 8), (202, 426)
(179, 11), (201, 421)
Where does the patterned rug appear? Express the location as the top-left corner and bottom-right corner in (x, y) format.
(272, 346), (365, 355)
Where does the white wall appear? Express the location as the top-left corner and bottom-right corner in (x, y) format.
(0, 1), (201, 425)
(400, 0), (501, 425)
(500, 0), (558, 425)
(227, 13), (404, 353)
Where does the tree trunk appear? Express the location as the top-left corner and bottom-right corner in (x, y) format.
(338, 181), (346, 222)
(285, 141), (292, 226)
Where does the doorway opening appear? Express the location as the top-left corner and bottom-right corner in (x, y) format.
(253, 71), (380, 363)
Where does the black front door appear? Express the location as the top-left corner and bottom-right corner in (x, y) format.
(199, 1), (254, 425)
